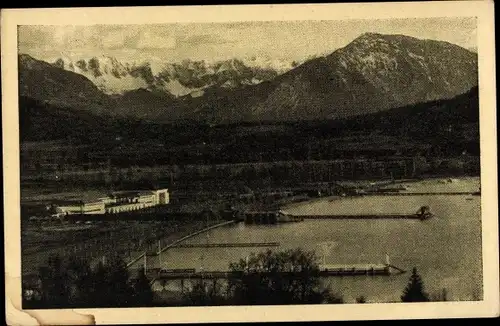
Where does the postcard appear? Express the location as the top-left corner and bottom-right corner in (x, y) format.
(2, 1), (498, 324)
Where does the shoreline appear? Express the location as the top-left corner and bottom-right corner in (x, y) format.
(19, 173), (480, 203)
(279, 176), (480, 212)
(126, 219), (237, 268)
(158, 219), (237, 253)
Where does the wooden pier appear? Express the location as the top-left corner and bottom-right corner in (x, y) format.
(318, 263), (406, 276)
(149, 263), (406, 281)
(364, 191), (480, 196)
(294, 214), (430, 220)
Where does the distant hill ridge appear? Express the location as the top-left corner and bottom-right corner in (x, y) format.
(19, 85), (479, 143)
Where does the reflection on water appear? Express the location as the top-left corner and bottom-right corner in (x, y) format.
(148, 178), (482, 303)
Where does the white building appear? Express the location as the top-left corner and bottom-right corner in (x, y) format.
(53, 189), (169, 215)
(54, 200), (106, 215)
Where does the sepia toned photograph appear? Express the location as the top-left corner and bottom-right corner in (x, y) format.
(2, 2), (498, 324)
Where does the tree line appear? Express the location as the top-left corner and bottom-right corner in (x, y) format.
(22, 156), (480, 193)
(23, 249), (439, 308)
(23, 255), (154, 308)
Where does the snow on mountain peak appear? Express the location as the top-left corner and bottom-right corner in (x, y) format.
(241, 55), (295, 73)
(52, 55), (149, 94)
(51, 55), (297, 97)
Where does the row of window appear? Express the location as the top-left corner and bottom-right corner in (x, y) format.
(105, 202), (156, 214)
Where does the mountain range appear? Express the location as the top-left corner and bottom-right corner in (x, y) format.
(18, 32), (478, 124)
(52, 56), (291, 97)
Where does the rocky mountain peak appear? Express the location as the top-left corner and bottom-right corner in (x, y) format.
(19, 53), (49, 70)
(228, 32), (478, 122)
(46, 54), (286, 97)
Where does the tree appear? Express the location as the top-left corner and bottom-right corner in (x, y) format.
(65, 256), (94, 306)
(106, 255), (136, 305)
(227, 248), (335, 305)
(182, 279), (226, 306)
(183, 281), (210, 306)
(132, 267), (154, 306)
(38, 254), (70, 307)
(401, 267), (430, 302)
(430, 288), (448, 302)
(29, 254), (148, 308)
(356, 296), (367, 303)
(86, 255), (135, 307)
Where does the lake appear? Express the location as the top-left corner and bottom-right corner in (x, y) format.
(145, 177), (482, 303)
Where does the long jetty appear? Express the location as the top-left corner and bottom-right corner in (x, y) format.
(364, 191), (480, 196)
(294, 214), (428, 220)
(170, 242), (280, 248)
(150, 263), (406, 281)
(319, 263), (406, 276)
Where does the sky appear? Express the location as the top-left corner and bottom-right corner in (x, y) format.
(18, 17), (477, 65)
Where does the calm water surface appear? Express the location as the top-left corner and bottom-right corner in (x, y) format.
(148, 177), (482, 303)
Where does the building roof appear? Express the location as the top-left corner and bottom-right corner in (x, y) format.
(52, 199), (104, 206)
(110, 190), (155, 198)
(110, 189), (168, 198)
(319, 264), (387, 270)
(51, 199), (84, 206)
